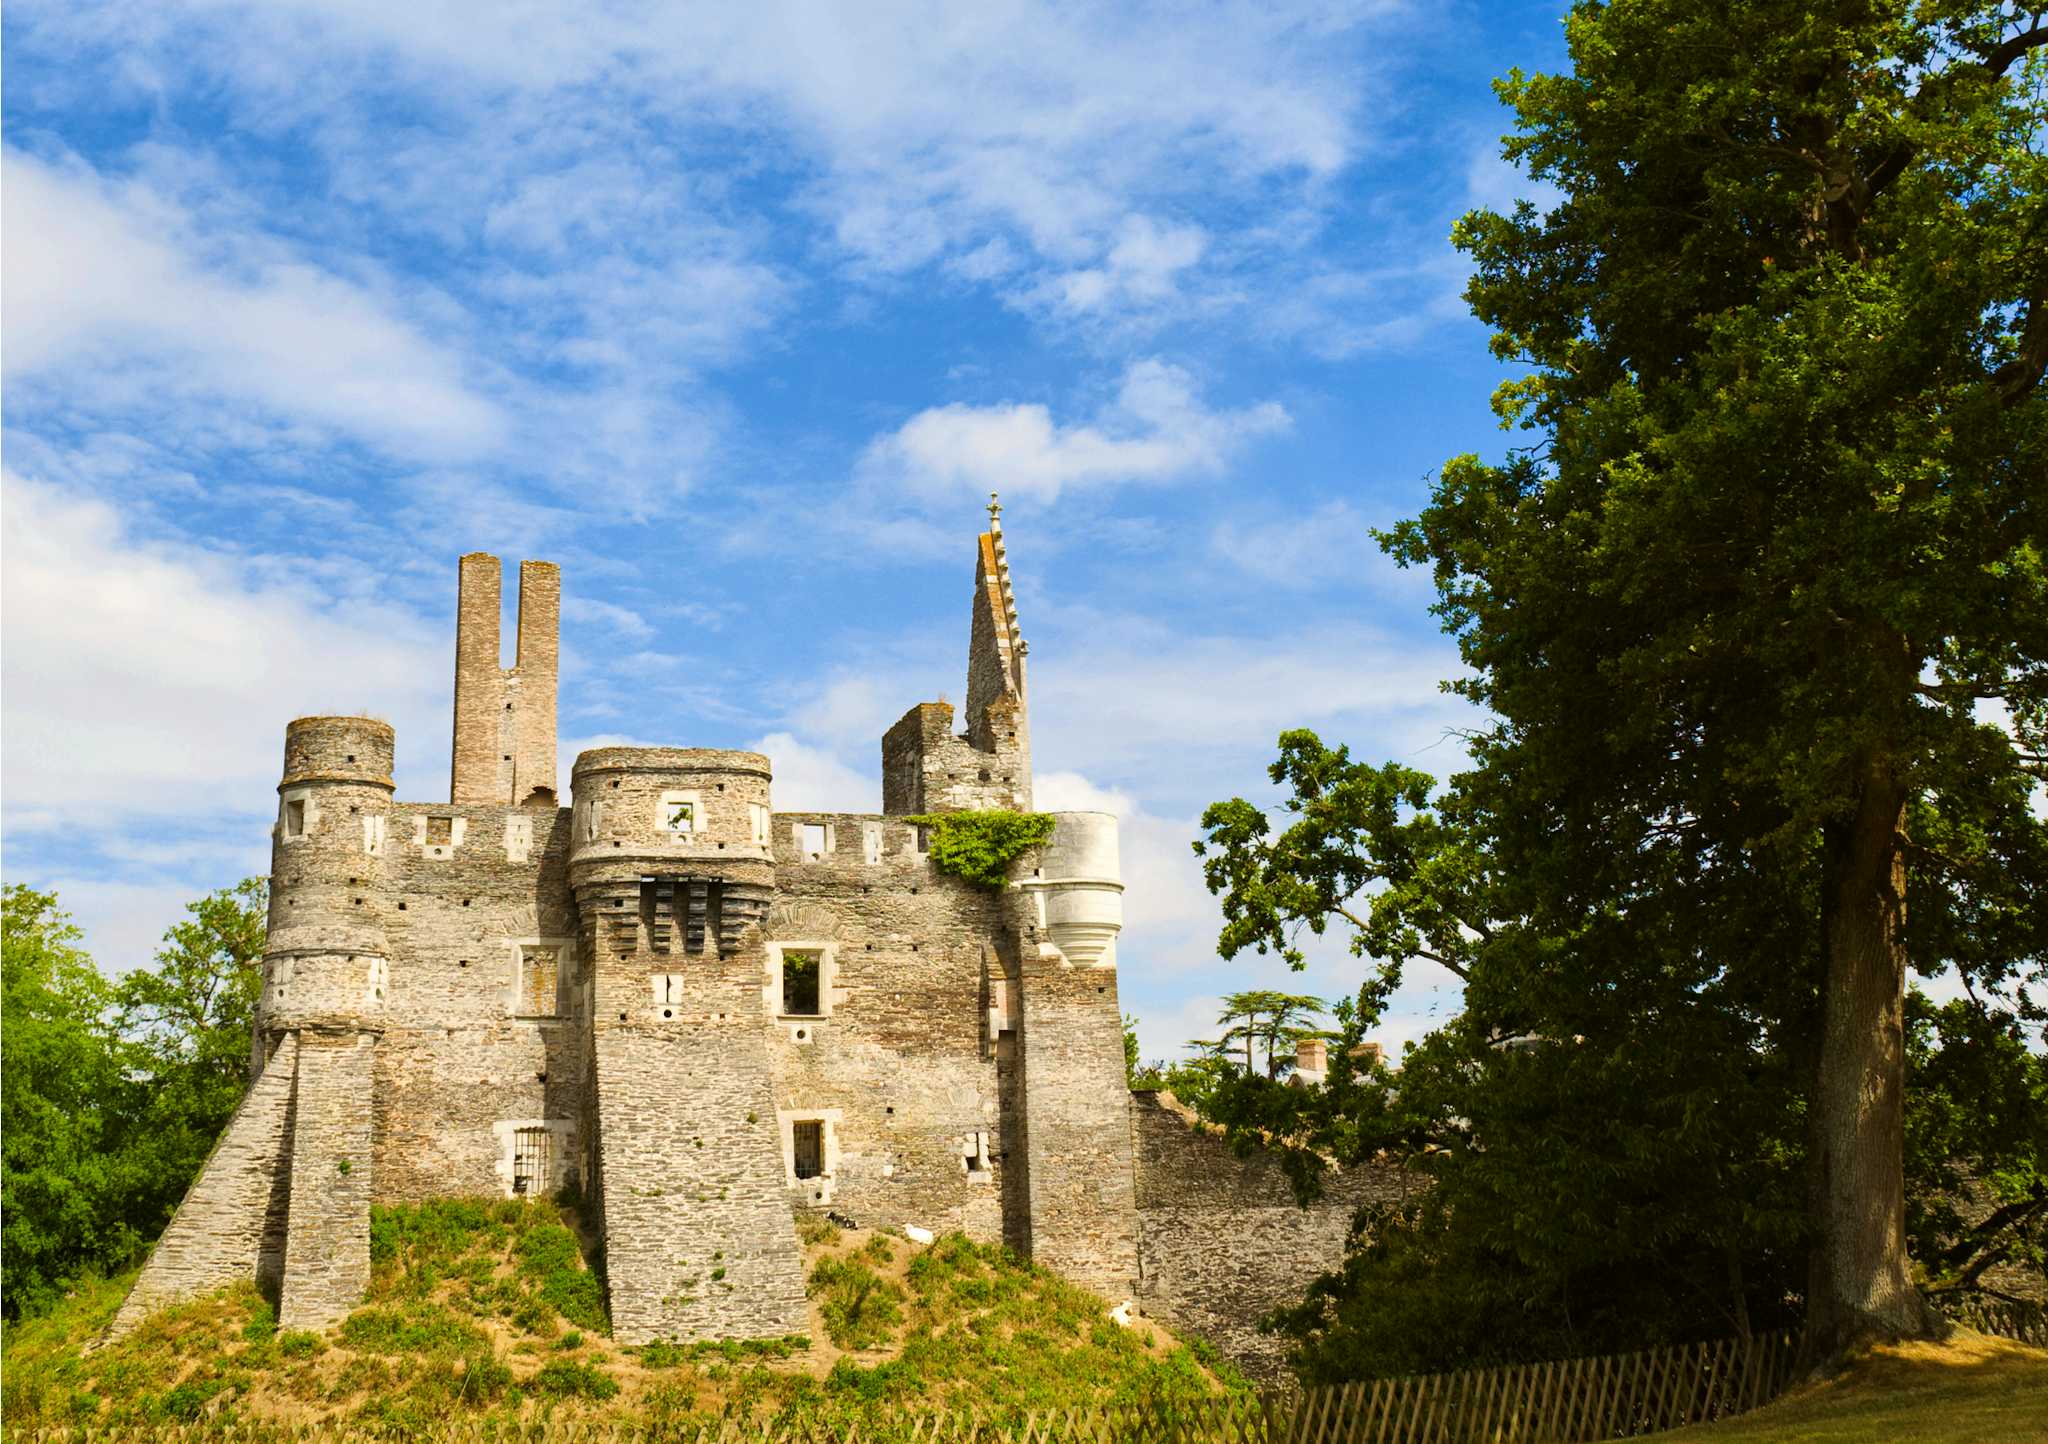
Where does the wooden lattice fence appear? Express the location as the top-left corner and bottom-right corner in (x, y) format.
(5, 1330), (1802, 1443)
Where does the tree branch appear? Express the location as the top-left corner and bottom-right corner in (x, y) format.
(1864, 24), (2048, 201)
(1992, 291), (2048, 406)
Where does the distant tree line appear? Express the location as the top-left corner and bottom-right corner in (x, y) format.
(1, 880), (267, 1319)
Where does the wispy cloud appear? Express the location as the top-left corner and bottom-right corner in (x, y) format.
(2, 147), (503, 458)
(860, 359), (1289, 502)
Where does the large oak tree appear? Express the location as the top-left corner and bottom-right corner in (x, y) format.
(1408, 0), (2046, 1354)
(1201, 0), (2046, 1366)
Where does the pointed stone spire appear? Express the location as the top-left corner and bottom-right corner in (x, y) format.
(964, 496), (1029, 772)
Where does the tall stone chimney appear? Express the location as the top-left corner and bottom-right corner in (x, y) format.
(450, 553), (559, 805)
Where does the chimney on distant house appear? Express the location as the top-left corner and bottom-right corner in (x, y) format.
(1295, 1037), (1329, 1076)
(1350, 1040), (1386, 1070)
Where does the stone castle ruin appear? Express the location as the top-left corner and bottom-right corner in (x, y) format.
(110, 512), (1395, 1374)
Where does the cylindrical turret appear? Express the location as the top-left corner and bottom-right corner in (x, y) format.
(259, 717), (396, 1037)
(569, 748), (775, 1024)
(1026, 811), (1123, 968)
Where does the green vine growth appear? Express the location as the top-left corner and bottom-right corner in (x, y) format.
(907, 810), (1056, 889)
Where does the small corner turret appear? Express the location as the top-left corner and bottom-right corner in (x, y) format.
(882, 496), (1034, 814)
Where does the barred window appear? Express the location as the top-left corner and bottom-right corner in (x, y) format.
(792, 1120), (825, 1180)
(512, 1127), (550, 1196)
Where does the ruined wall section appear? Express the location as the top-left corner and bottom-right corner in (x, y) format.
(572, 749), (807, 1344)
(880, 701), (1030, 815)
(106, 1034), (300, 1339)
(373, 800), (581, 1203)
(451, 554), (559, 806)
(1131, 1090), (1417, 1381)
(278, 1033), (377, 1331)
(766, 813), (1010, 1241)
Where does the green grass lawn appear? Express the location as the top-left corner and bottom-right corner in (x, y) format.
(1661, 1331), (2048, 1443)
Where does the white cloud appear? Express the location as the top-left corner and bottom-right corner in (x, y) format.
(561, 596), (655, 642)
(0, 471), (449, 826)
(861, 359), (1289, 502)
(748, 732), (878, 814)
(1209, 499), (1437, 596)
(1, 148), (503, 459)
(10, 0), (1403, 329)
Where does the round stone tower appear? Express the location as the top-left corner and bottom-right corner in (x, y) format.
(258, 716), (396, 1039)
(568, 747), (775, 1024)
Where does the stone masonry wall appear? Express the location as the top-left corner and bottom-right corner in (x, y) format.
(1014, 944), (1139, 1299)
(767, 813), (1009, 1241)
(279, 1032), (377, 1331)
(371, 801), (581, 1201)
(106, 1034), (301, 1339)
(880, 702), (1029, 815)
(1131, 1090), (1417, 1381)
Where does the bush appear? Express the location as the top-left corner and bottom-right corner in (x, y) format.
(807, 1257), (905, 1351)
(530, 1358), (619, 1400)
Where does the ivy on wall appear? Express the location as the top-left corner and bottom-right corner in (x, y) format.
(907, 811), (1056, 889)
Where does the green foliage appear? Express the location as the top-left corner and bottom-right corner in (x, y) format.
(530, 1358), (619, 1400)
(1195, 0), (2048, 1376)
(906, 810), (1056, 888)
(807, 1255), (906, 1350)
(1, 878), (269, 1320)
(2, 885), (137, 1319)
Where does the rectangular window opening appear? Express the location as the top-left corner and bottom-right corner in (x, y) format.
(801, 822), (828, 858)
(782, 950), (822, 1016)
(792, 1120), (825, 1180)
(512, 1127), (550, 1196)
(426, 815), (454, 845)
(665, 799), (695, 833)
(284, 799), (306, 837)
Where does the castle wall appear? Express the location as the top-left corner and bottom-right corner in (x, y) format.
(765, 812), (1010, 1241)
(1131, 1090), (1415, 1381)
(106, 1034), (301, 1338)
(370, 801), (582, 1201)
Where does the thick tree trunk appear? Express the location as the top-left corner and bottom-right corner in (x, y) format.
(1806, 760), (1939, 1359)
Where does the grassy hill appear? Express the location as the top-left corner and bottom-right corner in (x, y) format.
(0, 1199), (1240, 1436)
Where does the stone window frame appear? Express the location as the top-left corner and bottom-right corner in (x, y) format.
(764, 940), (838, 1040)
(492, 1118), (574, 1199)
(505, 935), (573, 1020)
(776, 1107), (842, 1204)
(794, 820), (834, 859)
(748, 802), (771, 847)
(279, 788), (313, 844)
(412, 812), (468, 861)
(658, 789), (703, 837)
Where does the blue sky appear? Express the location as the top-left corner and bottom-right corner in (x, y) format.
(2, 0), (1572, 1061)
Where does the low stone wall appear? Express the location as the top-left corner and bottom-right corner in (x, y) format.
(1131, 1090), (1415, 1382)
